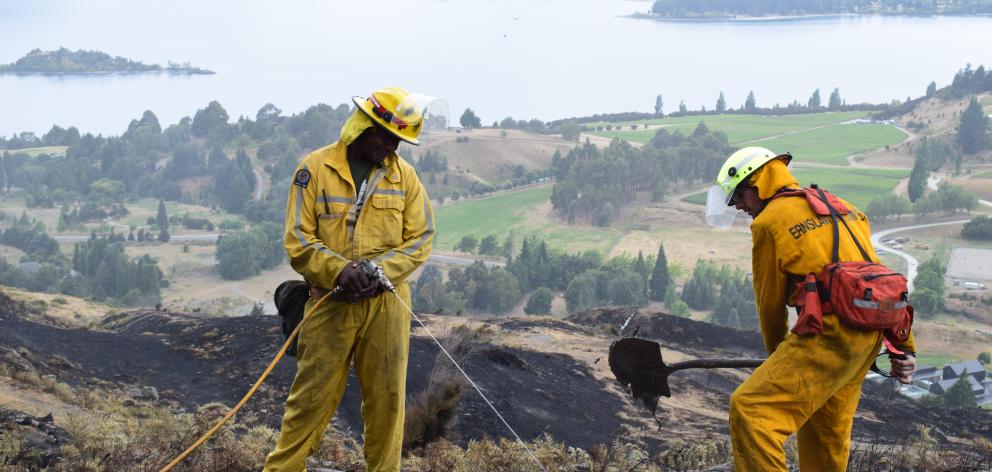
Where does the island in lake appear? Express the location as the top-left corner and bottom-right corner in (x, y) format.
(0, 48), (214, 76)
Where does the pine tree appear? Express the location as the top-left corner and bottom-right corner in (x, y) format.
(744, 91), (756, 112)
(156, 199), (169, 231)
(808, 89), (822, 108)
(907, 154), (928, 202)
(958, 97), (989, 154)
(828, 88), (842, 110)
(943, 372), (978, 408)
(236, 148), (256, 196)
(716, 92), (726, 113)
(654, 95), (664, 116)
(649, 243), (671, 301)
(501, 231), (516, 261)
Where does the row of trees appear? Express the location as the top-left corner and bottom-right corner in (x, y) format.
(0, 98), (352, 228)
(550, 123), (734, 226)
(685, 88), (845, 115)
(412, 239), (676, 317)
(866, 183), (978, 221)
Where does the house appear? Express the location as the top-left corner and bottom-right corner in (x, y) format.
(892, 360), (992, 406)
(943, 361), (986, 382)
(930, 376), (985, 397)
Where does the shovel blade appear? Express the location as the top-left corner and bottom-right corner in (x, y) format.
(608, 337), (673, 415)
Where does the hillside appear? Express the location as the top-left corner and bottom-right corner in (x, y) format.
(0, 289), (989, 469)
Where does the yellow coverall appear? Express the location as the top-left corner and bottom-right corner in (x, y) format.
(729, 160), (916, 471)
(264, 111), (434, 472)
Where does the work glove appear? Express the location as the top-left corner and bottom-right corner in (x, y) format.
(889, 353), (916, 385)
(336, 259), (381, 302)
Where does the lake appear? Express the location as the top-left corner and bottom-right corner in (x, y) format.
(1, 0), (991, 136)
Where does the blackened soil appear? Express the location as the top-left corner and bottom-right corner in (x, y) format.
(0, 291), (623, 450)
(567, 307), (766, 358)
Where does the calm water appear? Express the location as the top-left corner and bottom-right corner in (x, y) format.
(1, 0), (991, 135)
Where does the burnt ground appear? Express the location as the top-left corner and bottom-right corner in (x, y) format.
(1, 290), (990, 460)
(568, 307), (992, 445)
(0, 291), (623, 452)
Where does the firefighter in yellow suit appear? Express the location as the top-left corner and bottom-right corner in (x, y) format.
(264, 88), (435, 472)
(704, 148), (917, 471)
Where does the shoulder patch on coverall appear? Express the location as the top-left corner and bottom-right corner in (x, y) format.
(294, 168), (311, 188)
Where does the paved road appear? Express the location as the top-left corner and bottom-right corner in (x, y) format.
(55, 233), (221, 242)
(429, 252), (504, 267)
(871, 219), (971, 292)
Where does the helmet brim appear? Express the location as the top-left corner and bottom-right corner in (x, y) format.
(353, 96), (421, 146)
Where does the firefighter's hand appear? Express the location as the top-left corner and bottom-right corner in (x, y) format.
(336, 260), (379, 302)
(890, 353), (916, 385)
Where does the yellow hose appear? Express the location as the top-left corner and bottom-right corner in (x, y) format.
(158, 291), (333, 472)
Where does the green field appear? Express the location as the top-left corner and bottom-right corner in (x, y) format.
(914, 353), (965, 370)
(973, 170), (992, 179)
(681, 167), (909, 210)
(790, 167), (908, 208)
(756, 124), (907, 165)
(587, 111), (869, 145)
(434, 185), (622, 254)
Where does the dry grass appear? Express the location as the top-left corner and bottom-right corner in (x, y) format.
(849, 426), (992, 471)
(1, 286), (113, 327)
(402, 325), (487, 454)
(411, 128), (573, 186)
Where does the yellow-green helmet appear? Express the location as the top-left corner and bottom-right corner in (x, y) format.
(704, 147), (792, 228)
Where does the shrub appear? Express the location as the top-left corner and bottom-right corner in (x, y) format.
(524, 287), (553, 315)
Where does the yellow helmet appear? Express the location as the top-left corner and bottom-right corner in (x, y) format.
(353, 87), (424, 145)
(704, 147), (792, 228)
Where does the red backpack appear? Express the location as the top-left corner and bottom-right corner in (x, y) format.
(770, 186), (913, 349)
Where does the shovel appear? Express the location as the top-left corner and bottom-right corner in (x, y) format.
(609, 337), (765, 415)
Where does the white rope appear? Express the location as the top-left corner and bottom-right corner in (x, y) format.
(391, 292), (549, 472)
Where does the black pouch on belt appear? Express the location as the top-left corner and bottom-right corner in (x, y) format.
(273, 280), (310, 357)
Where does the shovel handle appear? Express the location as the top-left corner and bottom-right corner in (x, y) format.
(667, 358), (765, 372)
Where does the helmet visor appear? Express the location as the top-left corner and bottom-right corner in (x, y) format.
(704, 185), (739, 228)
(404, 93), (450, 135)
(396, 93), (451, 143)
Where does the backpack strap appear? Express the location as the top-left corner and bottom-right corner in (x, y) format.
(812, 187), (873, 263)
(768, 188), (805, 201)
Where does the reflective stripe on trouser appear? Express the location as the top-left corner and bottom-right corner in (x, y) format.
(729, 315), (883, 472)
(263, 282), (411, 472)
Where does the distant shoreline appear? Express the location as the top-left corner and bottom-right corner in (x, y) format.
(628, 12), (992, 22)
(0, 69), (215, 77)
